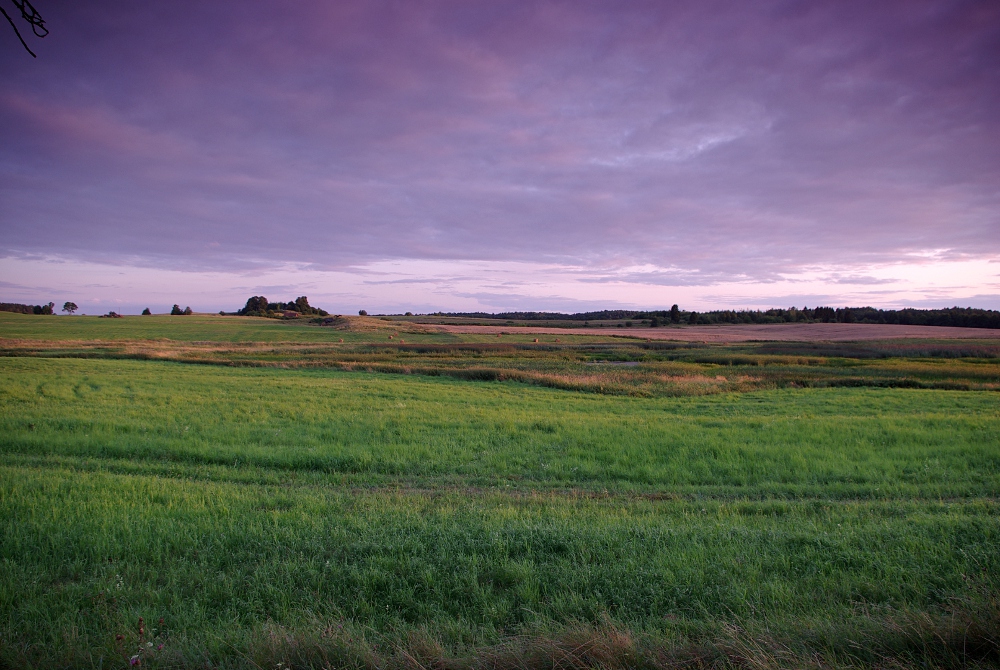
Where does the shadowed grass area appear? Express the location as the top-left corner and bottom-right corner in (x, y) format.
(3, 313), (999, 397)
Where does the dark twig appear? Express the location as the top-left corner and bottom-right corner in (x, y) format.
(14, 0), (46, 36)
(1, 5), (33, 56)
(3, 0), (46, 57)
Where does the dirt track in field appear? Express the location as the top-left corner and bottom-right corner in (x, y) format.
(430, 323), (1000, 342)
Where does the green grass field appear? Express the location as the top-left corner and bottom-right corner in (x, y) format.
(1, 313), (998, 668)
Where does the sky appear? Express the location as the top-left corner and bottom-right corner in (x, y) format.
(1, 0), (998, 315)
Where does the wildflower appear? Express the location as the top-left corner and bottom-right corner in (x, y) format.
(129, 655), (140, 666)
(116, 634), (125, 641)
(157, 644), (164, 651)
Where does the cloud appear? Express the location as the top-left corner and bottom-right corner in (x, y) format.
(830, 275), (899, 285)
(1, 0), (998, 304)
(451, 292), (630, 314)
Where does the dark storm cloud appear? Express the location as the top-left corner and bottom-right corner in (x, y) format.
(1, 0), (998, 283)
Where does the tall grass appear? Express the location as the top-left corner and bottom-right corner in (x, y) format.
(2, 315), (999, 667)
(2, 464), (998, 668)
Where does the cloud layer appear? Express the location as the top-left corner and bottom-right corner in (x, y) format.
(1, 0), (998, 309)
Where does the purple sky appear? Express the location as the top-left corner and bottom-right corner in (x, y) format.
(2, 0), (999, 314)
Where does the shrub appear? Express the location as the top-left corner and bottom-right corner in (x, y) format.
(240, 296), (269, 315)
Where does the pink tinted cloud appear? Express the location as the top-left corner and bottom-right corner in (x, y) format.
(1, 93), (193, 162)
(0, 0), (998, 294)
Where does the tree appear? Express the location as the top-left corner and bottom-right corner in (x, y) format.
(239, 296), (269, 315)
(670, 304), (680, 323)
(294, 296), (312, 313)
(814, 307), (836, 323)
(358, 309), (368, 316)
(62, 301), (78, 314)
(142, 308), (151, 315)
(2, 0), (47, 58)
(182, 306), (193, 315)
(688, 311), (698, 325)
(171, 305), (183, 315)
(649, 317), (659, 327)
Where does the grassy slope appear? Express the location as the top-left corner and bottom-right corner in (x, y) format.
(2, 358), (998, 496)
(0, 312), (392, 343)
(1, 314), (999, 668)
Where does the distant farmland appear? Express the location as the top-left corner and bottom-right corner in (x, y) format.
(428, 321), (1000, 341)
(1, 312), (998, 669)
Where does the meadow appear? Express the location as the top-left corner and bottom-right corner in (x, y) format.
(1, 313), (998, 669)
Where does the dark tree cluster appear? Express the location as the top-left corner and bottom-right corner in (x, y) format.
(235, 296), (328, 318)
(633, 306), (1000, 329)
(0, 301), (54, 314)
(171, 305), (193, 315)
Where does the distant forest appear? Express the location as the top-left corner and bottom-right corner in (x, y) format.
(0, 302), (55, 315)
(432, 306), (1000, 329)
(3, 300), (999, 329)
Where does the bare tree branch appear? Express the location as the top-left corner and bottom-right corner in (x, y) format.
(3, 0), (46, 58)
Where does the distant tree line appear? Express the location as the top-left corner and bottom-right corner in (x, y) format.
(435, 306), (1000, 329)
(0, 301), (55, 314)
(235, 296), (328, 318)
